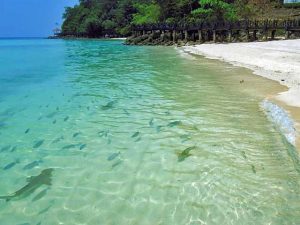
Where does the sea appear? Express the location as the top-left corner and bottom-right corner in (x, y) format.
(0, 38), (299, 225)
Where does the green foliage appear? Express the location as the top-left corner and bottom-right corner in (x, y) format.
(61, 0), (255, 37)
(132, 3), (161, 25)
(192, 0), (238, 21)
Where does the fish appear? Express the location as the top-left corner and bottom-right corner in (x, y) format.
(1, 145), (11, 152)
(79, 144), (86, 150)
(131, 132), (140, 138)
(107, 152), (121, 161)
(123, 109), (130, 116)
(112, 160), (123, 168)
(149, 118), (154, 127)
(0, 168), (54, 202)
(98, 130), (109, 138)
(87, 106), (90, 111)
(23, 160), (42, 170)
(52, 136), (64, 144)
(135, 137), (142, 142)
(167, 121), (182, 127)
(46, 112), (57, 119)
(180, 134), (191, 142)
(73, 132), (81, 138)
(3, 160), (19, 170)
(10, 146), (17, 152)
(241, 151), (247, 159)
(62, 144), (79, 150)
(156, 125), (163, 132)
(56, 107), (59, 111)
(101, 100), (117, 110)
(52, 120), (57, 124)
(251, 165), (256, 174)
(33, 140), (44, 149)
(176, 146), (196, 162)
(32, 188), (48, 202)
(25, 128), (30, 134)
(38, 116), (43, 120)
(38, 204), (52, 215)
(64, 116), (69, 122)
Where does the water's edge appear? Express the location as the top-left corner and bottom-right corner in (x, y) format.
(180, 47), (300, 151)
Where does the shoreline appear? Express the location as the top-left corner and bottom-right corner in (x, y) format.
(182, 40), (300, 150)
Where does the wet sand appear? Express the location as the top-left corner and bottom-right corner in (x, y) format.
(181, 41), (300, 151)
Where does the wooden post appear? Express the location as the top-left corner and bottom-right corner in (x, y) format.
(264, 30), (268, 41)
(285, 30), (290, 39)
(213, 30), (216, 42)
(246, 30), (250, 41)
(228, 30), (232, 42)
(173, 30), (177, 42)
(253, 30), (257, 40)
(184, 30), (188, 41)
(198, 30), (203, 42)
(271, 30), (276, 40)
(143, 30), (146, 35)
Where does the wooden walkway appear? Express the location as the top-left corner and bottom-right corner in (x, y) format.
(131, 20), (300, 42)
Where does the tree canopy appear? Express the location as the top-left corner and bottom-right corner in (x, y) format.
(61, 0), (265, 37)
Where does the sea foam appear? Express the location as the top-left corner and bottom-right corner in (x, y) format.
(261, 100), (296, 146)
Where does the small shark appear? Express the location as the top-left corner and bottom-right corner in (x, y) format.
(0, 168), (54, 202)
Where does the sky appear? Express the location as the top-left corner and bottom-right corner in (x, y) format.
(0, 0), (78, 37)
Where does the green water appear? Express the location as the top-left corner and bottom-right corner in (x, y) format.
(0, 39), (299, 225)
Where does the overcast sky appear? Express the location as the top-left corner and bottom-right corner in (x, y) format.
(0, 0), (78, 37)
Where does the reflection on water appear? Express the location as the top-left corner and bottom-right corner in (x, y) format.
(0, 39), (299, 224)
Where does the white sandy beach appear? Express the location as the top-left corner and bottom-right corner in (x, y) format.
(183, 40), (300, 108)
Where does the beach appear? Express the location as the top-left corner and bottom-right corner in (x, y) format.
(183, 39), (300, 149)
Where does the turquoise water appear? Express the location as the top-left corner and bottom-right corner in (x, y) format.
(0, 39), (299, 225)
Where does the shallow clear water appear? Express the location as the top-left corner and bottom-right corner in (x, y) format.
(0, 39), (299, 225)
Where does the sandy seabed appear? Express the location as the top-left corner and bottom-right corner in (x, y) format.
(183, 39), (300, 149)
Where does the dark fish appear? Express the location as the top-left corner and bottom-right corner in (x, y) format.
(241, 151), (247, 159)
(25, 128), (30, 134)
(64, 116), (69, 122)
(73, 132), (81, 138)
(131, 132), (140, 138)
(32, 188), (48, 202)
(10, 146), (17, 152)
(101, 100), (117, 110)
(107, 152), (120, 161)
(87, 106), (90, 111)
(79, 144), (86, 150)
(98, 130), (109, 138)
(46, 112), (57, 119)
(156, 125), (163, 132)
(180, 134), (190, 142)
(38, 116), (43, 120)
(52, 120), (57, 124)
(123, 109), (130, 116)
(23, 160), (42, 170)
(38, 204), (52, 215)
(251, 165), (257, 174)
(62, 144), (79, 150)
(33, 140), (44, 149)
(167, 121), (182, 127)
(1, 145), (11, 152)
(135, 137), (142, 142)
(52, 136), (64, 144)
(177, 146), (196, 162)
(149, 118), (154, 127)
(3, 160), (19, 170)
(56, 107), (59, 111)
(0, 168), (54, 202)
(112, 160), (123, 168)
